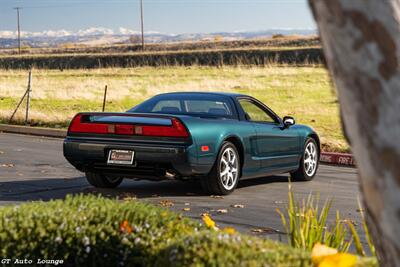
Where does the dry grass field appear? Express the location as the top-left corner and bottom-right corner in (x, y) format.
(0, 66), (347, 152)
(0, 36), (320, 56)
(0, 36), (323, 69)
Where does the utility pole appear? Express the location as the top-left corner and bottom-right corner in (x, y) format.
(14, 7), (22, 55)
(140, 0), (145, 50)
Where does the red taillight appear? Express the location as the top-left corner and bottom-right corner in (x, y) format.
(68, 115), (189, 138)
(141, 118), (189, 137)
(68, 114), (109, 134)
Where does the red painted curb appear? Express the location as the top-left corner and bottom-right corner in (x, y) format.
(320, 152), (355, 166)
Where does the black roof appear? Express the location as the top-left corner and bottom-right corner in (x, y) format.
(156, 92), (247, 98)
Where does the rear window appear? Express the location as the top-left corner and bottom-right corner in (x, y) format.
(129, 94), (235, 118)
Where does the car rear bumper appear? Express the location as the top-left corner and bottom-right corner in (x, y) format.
(63, 138), (209, 179)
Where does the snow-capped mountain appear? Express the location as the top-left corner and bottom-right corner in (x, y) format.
(0, 27), (317, 48)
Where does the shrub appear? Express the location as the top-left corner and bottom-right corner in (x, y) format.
(159, 233), (377, 267)
(272, 34), (285, 39)
(0, 195), (376, 267)
(157, 232), (312, 267)
(0, 195), (199, 266)
(0, 48), (324, 69)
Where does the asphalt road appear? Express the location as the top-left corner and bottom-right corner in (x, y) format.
(0, 132), (362, 239)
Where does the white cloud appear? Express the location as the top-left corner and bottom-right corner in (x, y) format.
(0, 31), (17, 38)
(118, 27), (140, 35)
(77, 27), (114, 36)
(0, 27), (173, 39)
(0, 27), (119, 38)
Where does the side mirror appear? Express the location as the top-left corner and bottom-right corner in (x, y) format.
(283, 116), (295, 127)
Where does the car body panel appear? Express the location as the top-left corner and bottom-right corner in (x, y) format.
(251, 122), (301, 170)
(178, 116), (261, 177)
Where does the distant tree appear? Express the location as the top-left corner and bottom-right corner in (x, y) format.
(20, 43), (31, 51)
(272, 34), (284, 39)
(310, 0), (400, 266)
(129, 35), (141, 45)
(59, 43), (76, 49)
(214, 35), (223, 43)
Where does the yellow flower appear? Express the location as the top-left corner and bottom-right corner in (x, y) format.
(311, 243), (357, 267)
(319, 253), (357, 267)
(202, 214), (216, 229)
(161, 211), (168, 217)
(312, 243), (338, 265)
(222, 227), (236, 234)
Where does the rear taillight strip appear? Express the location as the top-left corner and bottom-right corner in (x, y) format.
(68, 114), (189, 138)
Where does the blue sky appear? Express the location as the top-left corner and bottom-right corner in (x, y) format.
(0, 0), (315, 34)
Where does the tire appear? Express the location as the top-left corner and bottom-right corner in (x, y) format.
(85, 172), (123, 188)
(200, 141), (240, 195)
(291, 138), (319, 181)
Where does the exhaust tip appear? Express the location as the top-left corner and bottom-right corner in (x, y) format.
(165, 171), (176, 179)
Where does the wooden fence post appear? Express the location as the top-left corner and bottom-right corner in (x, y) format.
(102, 85), (108, 112)
(25, 70), (32, 125)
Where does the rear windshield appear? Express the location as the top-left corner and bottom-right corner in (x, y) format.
(129, 94), (235, 118)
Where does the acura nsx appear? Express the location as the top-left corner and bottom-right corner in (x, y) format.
(64, 92), (320, 195)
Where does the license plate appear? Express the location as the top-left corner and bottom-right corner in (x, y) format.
(107, 149), (135, 165)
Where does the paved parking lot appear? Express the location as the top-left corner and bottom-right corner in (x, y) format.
(0, 132), (362, 238)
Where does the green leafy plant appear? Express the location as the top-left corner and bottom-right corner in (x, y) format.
(346, 198), (376, 257)
(277, 183), (378, 259)
(276, 183), (352, 252)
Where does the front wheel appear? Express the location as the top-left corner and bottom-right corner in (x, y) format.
(85, 172), (123, 188)
(200, 142), (240, 195)
(291, 138), (319, 181)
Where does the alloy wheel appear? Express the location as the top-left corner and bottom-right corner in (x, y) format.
(219, 147), (239, 190)
(304, 142), (317, 176)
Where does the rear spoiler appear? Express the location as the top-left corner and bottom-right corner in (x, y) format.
(67, 112), (189, 138)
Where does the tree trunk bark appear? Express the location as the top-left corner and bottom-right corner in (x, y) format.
(309, 0), (400, 266)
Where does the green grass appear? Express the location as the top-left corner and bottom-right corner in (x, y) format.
(0, 194), (376, 267)
(0, 66), (348, 152)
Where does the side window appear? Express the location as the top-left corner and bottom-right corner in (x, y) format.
(239, 99), (276, 123)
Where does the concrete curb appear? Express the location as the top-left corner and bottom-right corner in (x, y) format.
(1, 124), (355, 167)
(0, 124), (66, 138)
(320, 152), (355, 166)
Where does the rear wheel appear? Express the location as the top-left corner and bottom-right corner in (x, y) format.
(85, 172), (123, 188)
(200, 142), (240, 195)
(291, 138), (319, 181)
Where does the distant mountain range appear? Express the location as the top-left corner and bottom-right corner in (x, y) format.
(0, 27), (317, 48)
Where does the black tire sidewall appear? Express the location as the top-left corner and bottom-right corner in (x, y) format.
(85, 172), (123, 188)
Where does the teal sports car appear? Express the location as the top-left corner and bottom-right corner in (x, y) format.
(63, 92), (320, 195)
